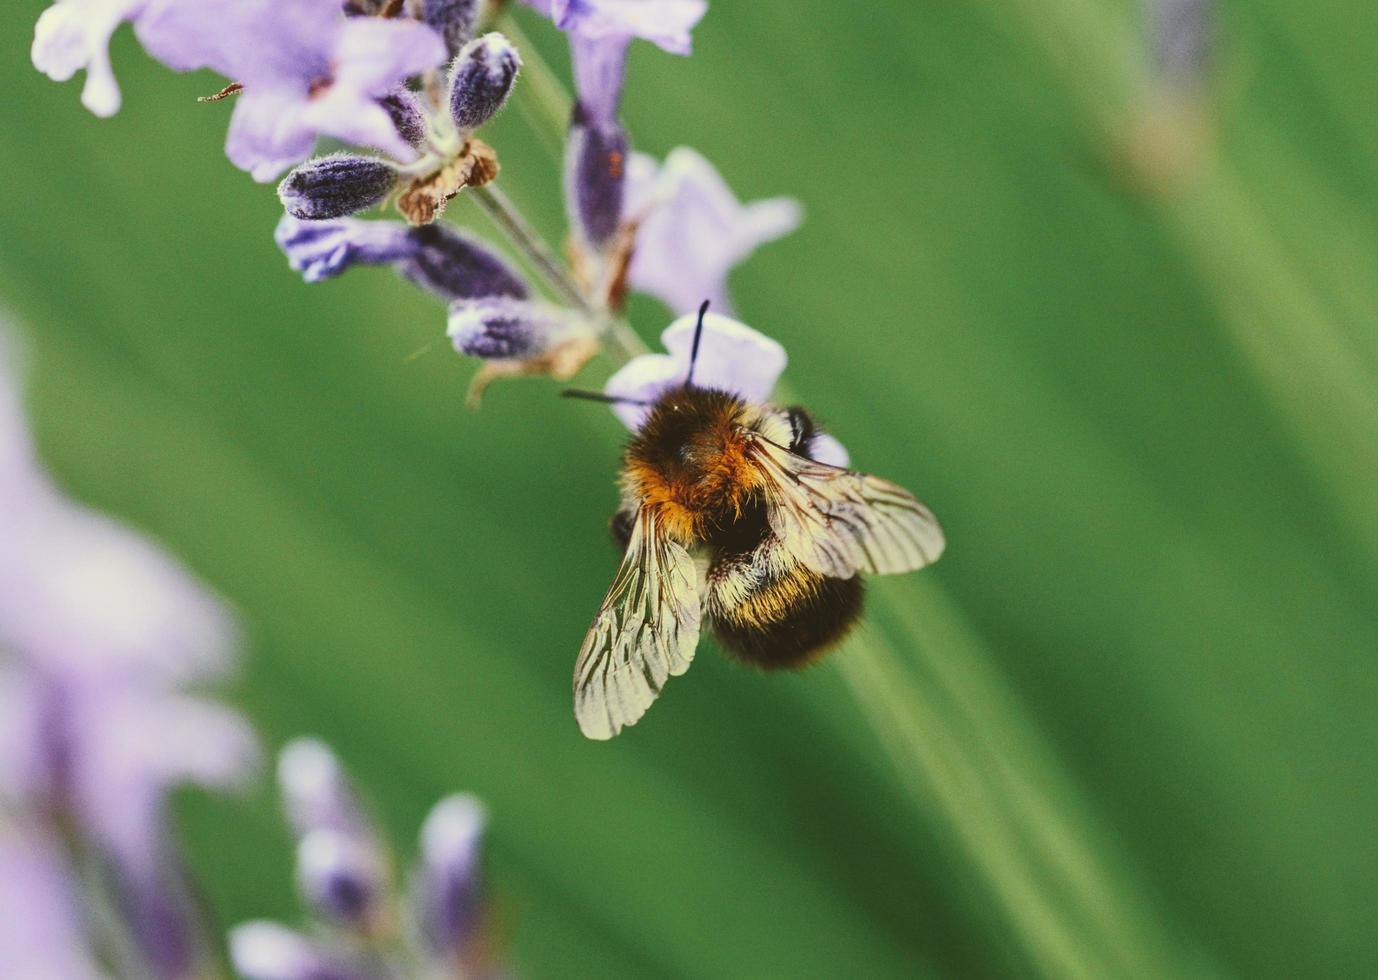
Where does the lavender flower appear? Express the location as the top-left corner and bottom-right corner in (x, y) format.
(565, 112), (630, 250)
(423, 0), (482, 57)
(135, 0), (447, 180)
(0, 826), (102, 980)
(278, 154), (401, 221)
(277, 737), (372, 840)
(296, 829), (387, 930)
(417, 793), (486, 960)
(276, 215), (529, 302)
(229, 921), (369, 980)
(31, 0), (150, 118)
(625, 147), (802, 315)
(449, 34), (523, 133)
(448, 297), (585, 360)
(603, 312), (849, 465)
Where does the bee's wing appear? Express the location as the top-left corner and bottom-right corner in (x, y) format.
(746, 433), (945, 579)
(573, 507), (702, 740)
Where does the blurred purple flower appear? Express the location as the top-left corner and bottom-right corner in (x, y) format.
(417, 793), (485, 960)
(624, 147), (802, 316)
(277, 737), (373, 841)
(448, 297), (586, 361)
(0, 826), (102, 980)
(31, 0), (151, 117)
(602, 312), (849, 466)
(275, 215), (530, 302)
(230, 921), (372, 980)
(135, 0), (447, 180)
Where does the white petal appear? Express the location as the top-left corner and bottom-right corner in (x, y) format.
(603, 353), (680, 429)
(808, 432), (850, 468)
(660, 312), (786, 404)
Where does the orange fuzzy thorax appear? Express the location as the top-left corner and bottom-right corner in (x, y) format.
(621, 385), (767, 544)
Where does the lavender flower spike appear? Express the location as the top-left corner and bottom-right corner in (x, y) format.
(449, 34), (522, 133)
(625, 147), (802, 315)
(135, 0), (447, 181)
(276, 215), (529, 301)
(31, 0), (149, 117)
(417, 793), (486, 959)
(278, 154), (400, 221)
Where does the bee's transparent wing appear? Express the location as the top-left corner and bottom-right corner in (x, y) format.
(747, 433), (945, 579)
(573, 507), (702, 740)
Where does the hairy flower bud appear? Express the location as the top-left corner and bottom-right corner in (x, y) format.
(449, 33), (521, 132)
(229, 921), (366, 980)
(402, 223), (529, 302)
(277, 155), (399, 221)
(424, 0), (481, 57)
(417, 794), (485, 957)
(378, 89), (429, 149)
(277, 738), (370, 840)
(295, 830), (387, 931)
(565, 106), (628, 249)
(448, 298), (576, 360)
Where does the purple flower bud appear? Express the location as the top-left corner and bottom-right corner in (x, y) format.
(423, 0), (481, 56)
(229, 921), (370, 980)
(565, 107), (628, 249)
(110, 857), (199, 980)
(277, 155), (400, 221)
(277, 738), (371, 840)
(377, 89), (429, 150)
(448, 298), (576, 360)
(1150, 0), (1212, 89)
(401, 223), (530, 302)
(417, 794), (485, 958)
(295, 829), (387, 930)
(449, 33), (521, 132)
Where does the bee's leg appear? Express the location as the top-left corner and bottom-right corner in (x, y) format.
(609, 506), (635, 550)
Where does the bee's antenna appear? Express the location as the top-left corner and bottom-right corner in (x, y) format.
(685, 299), (710, 388)
(561, 389), (651, 407)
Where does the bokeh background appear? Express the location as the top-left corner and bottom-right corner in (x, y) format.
(5, 0), (1378, 976)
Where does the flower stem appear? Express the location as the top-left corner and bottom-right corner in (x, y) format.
(468, 184), (589, 312)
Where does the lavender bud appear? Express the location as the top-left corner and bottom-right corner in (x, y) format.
(296, 830), (386, 930)
(448, 33), (521, 132)
(111, 860), (198, 980)
(447, 298), (573, 360)
(402, 224), (529, 302)
(564, 106), (628, 249)
(423, 0), (481, 57)
(417, 794), (485, 957)
(377, 89), (429, 149)
(277, 738), (370, 839)
(229, 921), (368, 980)
(278, 155), (399, 221)
(1150, 0), (1212, 89)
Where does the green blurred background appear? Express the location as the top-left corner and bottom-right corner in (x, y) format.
(6, 0), (1378, 976)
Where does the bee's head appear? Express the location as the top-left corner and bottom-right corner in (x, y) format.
(560, 300), (714, 413)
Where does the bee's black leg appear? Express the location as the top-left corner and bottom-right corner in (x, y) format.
(783, 406), (818, 456)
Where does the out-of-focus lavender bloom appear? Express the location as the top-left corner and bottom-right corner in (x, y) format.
(448, 297), (584, 360)
(417, 793), (485, 959)
(624, 147), (802, 315)
(276, 215), (529, 302)
(296, 828), (387, 930)
(31, 0), (150, 117)
(1149, 0), (1213, 90)
(525, 0), (708, 55)
(0, 826), (102, 980)
(278, 154), (401, 221)
(230, 921), (371, 980)
(565, 112), (630, 250)
(135, 0), (447, 181)
(424, 0), (482, 57)
(604, 313), (849, 464)
(449, 34), (522, 133)
(277, 737), (372, 841)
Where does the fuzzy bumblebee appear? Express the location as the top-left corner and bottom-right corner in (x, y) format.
(570, 306), (945, 739)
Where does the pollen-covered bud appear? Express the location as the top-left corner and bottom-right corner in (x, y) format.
(447, 298), (577, 360)
(565, 106), (628, 250)
(416, 794), (486, 959)
(277, 154), (399, 221)
(295, 829), (388, 932)
(277, 738), (371, 840)
(229, 921), (366, 980)
(378, 89), (429, 149)
(423, 0), (481, 57)
(448, 33), (521, 132)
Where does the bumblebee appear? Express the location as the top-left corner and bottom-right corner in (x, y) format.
(570, 306), (944, 739)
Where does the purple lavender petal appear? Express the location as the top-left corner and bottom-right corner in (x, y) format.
(276, 215), (418, 283)
(296, 829), (387, 929)
(401, 224), (530, 302)
(230, 921), (373, 980)
(569, 32), (628, 124)
(0, 826), (102, 980)
(423, 0), (481, 56)
(32, 0), (150, 117)
(377, 89), (429, 149)
(540, 0), (708, 54)
(225, 90), (320, 184)
(277, 738), (373, 841)
(627, 147), (802, 315)
(447, 298), (574, 359)
(109, 853), (199, 980)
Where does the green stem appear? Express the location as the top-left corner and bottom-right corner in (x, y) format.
(469, 184), (590, 313)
